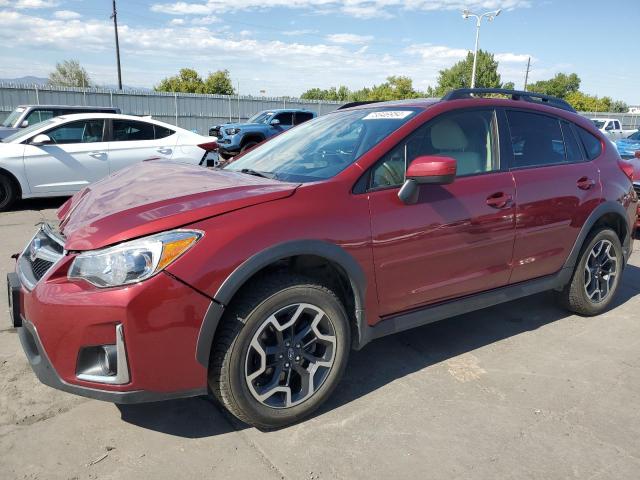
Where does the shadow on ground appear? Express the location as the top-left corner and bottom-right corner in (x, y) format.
(6, 197), (68, 213)
(118, 264), (640, 437)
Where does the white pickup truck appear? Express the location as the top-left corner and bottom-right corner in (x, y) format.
(590, 118), (637, 140)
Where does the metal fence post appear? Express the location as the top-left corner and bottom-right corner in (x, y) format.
(35, 85), (40, 105)
(174, 93), (178, 126)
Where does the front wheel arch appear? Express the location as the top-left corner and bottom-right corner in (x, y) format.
(195, 240), (368, 367)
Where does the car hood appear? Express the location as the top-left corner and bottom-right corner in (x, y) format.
(57, 161), (299, 251)
(0, 127), (19, 139)
(217, 122), (264, 130)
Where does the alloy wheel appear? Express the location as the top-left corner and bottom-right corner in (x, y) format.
(244, 303), (337, 409)
(583, 239), (618, 303)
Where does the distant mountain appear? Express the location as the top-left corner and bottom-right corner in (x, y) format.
(0, 76), (49, 85)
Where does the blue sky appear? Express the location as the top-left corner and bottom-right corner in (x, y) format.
(1, 0), (638, 103)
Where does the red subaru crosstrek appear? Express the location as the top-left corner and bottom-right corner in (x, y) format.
(7, 89), (638, 428)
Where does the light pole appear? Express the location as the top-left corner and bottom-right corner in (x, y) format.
(462, 8), (501, 89)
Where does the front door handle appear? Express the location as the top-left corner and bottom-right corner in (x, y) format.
(577, 177), (596, 190)
(486, 192), (513, 209)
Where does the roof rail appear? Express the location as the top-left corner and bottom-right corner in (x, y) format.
(442, 88), (576, 113)
(337, 100), (383, 110)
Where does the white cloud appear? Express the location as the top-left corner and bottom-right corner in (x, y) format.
(494, 52), (535, 63)
(282, 29), (318, 36)
(170, 18), (185, 25)
(150, 1), (214, 15)
(190, 15), (220, 25)
(53, 10), (81, 20)
(326, 33), (373, 45)
(1, 0), (59, 8)
(149, 0), (530, 19)
(408, 44), (469, 62)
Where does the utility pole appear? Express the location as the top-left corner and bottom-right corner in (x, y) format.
(523, 56), (531, 91)
(111, 0), (123, 90)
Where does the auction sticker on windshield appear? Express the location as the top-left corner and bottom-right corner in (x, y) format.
(363, 111), (414, 120)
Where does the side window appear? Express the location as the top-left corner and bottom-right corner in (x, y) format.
(560, 121), (584, 162)
(112, 120), (155, 141)
(575, 126), (602, 160)
(46, 120), (105, 144)
(154, 125), (175, 139)
(24, 109), (54, 126)
(274, 112), (294, 126)
(605, 122), (614, 131)
(370, 109), (498, 189)
(506, 111), (566, 168)
(294, 112), (314, 125)
(613, 120), (621, 130)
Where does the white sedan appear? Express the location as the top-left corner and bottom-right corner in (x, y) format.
(0, 113), (218, 210)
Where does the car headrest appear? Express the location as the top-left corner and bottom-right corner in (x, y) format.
(431, 120), (468, 150)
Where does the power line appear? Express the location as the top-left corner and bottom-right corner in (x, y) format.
(111, 0), (123, 90)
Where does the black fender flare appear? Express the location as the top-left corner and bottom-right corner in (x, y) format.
(561, 200), (632, 278)
(195, 240), (368, 367)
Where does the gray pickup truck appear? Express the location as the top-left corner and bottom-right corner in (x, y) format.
(0, 105), (121, 139)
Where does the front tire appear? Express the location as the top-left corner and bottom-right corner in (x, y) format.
(0, 174), (18, 211)
(209, 273), (351, 429)
(557, 228), (623, 316)
(240, 140), (259, 152)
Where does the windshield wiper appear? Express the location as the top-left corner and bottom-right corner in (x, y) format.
(240, 168), (277, 179)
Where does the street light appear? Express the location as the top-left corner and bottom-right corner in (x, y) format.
(462, 8), (501, 89)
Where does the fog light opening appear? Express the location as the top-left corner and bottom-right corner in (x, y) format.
(76, 324), (130, 385)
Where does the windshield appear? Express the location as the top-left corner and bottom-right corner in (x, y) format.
(2, 107), (25, 127)
(2, 119), (57, 143)
(247, 111), (273, 124)
(592, 120), (605, 129)
(225, 107), (422, 182)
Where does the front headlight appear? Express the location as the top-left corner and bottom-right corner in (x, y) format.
(68, 230), (202, 287)
(225, 127), (240, 135)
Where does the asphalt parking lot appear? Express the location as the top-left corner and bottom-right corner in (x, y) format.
(1, 199), (639, 480)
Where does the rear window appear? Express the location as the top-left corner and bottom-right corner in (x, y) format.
(575, 126), (602, 160)
(154, 125), (175, 139)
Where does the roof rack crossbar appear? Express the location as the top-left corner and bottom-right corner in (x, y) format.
(442, 88), (576, 113)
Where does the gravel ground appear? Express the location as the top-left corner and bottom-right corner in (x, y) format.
(1, 198), (639, 479)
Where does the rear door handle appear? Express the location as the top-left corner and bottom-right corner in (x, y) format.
(157, 147), (172, 155)
(486, 192), (513, 209)
(577, 177), (596, 190)
(88, 152), (107, 159)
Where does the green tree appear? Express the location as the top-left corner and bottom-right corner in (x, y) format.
(565, 91), (611, 112)
(527, 73), (580, 99)
(203, 69), (235, 95)
(432, 50), (503, 96)
(609, 99), (629, 113)
(156, 68), (205, 93)
(48, 59), (92, 88)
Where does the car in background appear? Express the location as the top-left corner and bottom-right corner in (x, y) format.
(0, 105), (121, 140)
(591, 118), (637, 140)
(615, 130), (640, 159)
(0, 113), (217, 210)
(209, 109), (316, 158)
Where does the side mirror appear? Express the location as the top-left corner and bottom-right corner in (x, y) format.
(398, 155), (457, 205)
(30, 134), (52, 146)
(634, 151), (640, 159)
(270, 119), (280, 126)
(20, 120), (29, 128)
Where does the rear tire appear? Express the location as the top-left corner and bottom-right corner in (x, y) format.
(0, 174), (18, 211)
(209, 273), (350, 429)
(556, 228), (623, 316)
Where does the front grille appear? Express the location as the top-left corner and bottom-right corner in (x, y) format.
(28, 258), (54, 281)
(210, 127), (221, 138)
(18, 224), (65, 289)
